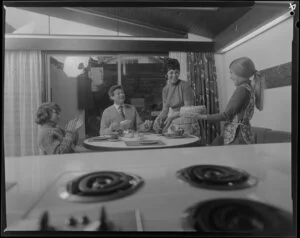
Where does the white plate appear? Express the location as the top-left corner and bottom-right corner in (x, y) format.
(108, 138), (122, 142)
(139, 140), (158, 144)
(88, 136), (110, 142)
(164, 134), (186, 138)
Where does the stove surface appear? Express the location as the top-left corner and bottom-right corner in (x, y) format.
(5, 144), (293, 232)
(8, 208), (143, 231)
(20, 165), (292, 231)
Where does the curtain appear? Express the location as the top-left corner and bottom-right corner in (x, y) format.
(4, 50), (43, 157)
(169, 52), (188, 82)
(187, 52), (221, 145)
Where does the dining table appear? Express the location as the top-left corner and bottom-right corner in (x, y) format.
(82, 132), (201, 151)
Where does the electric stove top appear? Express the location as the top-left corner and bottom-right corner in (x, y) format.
(8, 159), (293, 234)
(6, 142), (295, 234)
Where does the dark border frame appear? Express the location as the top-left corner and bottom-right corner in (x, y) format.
(3, 1), (255, 8)
(1, 1), (298, 237)
(291, 1), (298, 232)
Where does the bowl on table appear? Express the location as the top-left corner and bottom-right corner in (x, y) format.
(108, 131), (121, 139)
(154, 128), (163, 135)
(163, 127), (186, 138)
(123, 130), (135, 138)
(173, 128), (185, 136)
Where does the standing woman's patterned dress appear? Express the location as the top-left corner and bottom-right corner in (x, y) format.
(207, 81), (255, 145)
(223, 82), (255, 145)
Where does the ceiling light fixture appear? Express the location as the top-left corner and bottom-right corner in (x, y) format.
(63, 56), (89, 78)
(219, 11), (292, 53)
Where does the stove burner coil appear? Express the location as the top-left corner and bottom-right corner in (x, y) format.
(177, 165), (257, 190)
(60, 171), (144, 202)
(182, 199), (294, 236)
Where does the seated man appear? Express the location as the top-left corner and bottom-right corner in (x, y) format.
(100, 85), (152, 135)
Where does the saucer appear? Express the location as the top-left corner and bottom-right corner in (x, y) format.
(89, 136), (110, 142)
(108, 138), (122, 142)
(139, 140), (158, 144)
(163, 134), (186, 138)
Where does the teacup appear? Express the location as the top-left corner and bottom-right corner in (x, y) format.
(109, 132), (120, 139)
(154, 127), (162, 134)
(144, 120), (153, 130)
(174, 128), (184, 136)
(123, 129), (134, 138)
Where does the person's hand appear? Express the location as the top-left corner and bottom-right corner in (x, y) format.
(155, 116), (164, 125)
(120, 120), (132, 130)
(65, 118), (83, 132)
(74, 117), (83, 130)
(143, 120), (153, 131)
(162, 115), (176, 132)
(180, 112), (207, 120)
(153, 118), (163, 133)
(109, 122), (121, 131)
(65, 119), (77, 132)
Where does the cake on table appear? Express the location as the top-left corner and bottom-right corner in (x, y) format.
(180, 106), (207, 117)
(167, 106), (207, 137)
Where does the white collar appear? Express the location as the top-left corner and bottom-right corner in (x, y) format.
(114, 103), (124, 110)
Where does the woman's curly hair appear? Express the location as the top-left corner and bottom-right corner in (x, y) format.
(35, 102), (61, 125)
(163, 58), (180, 74)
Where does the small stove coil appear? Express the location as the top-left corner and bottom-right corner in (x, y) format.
(60, 171), (144, 202)
(182, 199), (294, 236)
(177, 165), (257, 190)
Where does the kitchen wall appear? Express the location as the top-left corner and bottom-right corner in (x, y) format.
(215, 17), (293, 132)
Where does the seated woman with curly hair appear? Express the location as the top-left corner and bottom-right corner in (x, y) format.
(35, 102), (83, 155)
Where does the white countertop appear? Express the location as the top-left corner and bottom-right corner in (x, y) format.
(5, 143), (293, 231)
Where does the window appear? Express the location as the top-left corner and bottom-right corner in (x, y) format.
(120, 55), (167, 120)
(47, 53), (167, 138)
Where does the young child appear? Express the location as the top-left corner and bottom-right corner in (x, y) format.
(35, 102), (83, 154)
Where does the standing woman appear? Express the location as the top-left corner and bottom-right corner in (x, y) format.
(190, 57), (265, 145)
(153, 58), (195, 132)
(35, 102), (83, 154)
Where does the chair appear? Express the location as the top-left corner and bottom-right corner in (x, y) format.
(252, 127), (291, 144)
(264, 130), (291, 143)
(252, 127), (272, 144)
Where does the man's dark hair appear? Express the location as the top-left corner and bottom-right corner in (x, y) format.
(164, 58), (180, 74)
(108, 85), (124, 97)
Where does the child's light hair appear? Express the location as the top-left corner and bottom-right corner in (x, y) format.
(230, 57), (265, 111)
